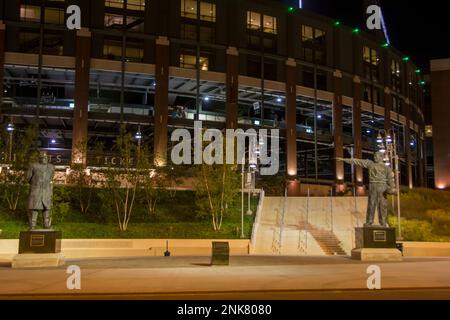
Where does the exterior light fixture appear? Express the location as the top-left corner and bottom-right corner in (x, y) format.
(317, 114), (322, 119)
(386, 136), (393, 143)
(376, 134), (383, 144)
(6, 123), (15, 132)
(276, 97), (282, 103)
(135, 130), (142, 140)
(51, 139), (56, 144)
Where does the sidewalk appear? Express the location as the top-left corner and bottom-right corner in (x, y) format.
(1, 256), (450, 297)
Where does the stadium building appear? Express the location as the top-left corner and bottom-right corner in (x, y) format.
(0, 0), (426, 194)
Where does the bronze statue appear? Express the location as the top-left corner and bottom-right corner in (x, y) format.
(337, 152), (395, 228)
(27, 151), (55, 230)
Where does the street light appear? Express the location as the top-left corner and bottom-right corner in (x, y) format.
(6, 123), (14, 163)
(241, 140), (260, 238)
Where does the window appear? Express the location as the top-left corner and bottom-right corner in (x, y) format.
(301, 25), (326, 65)
(302, 25), (313, 42)
(247, 11), (261, 30)
(391, 60), (401, 92)
(363, 46), (379, 66)
(181, 0), (216, 22)
(247, 11), (277, 34)
(127, 0), (145, 11)
(181, 24), (215, 42)
(180, 54), (209, 70)
(105, 0), (125, 9)
(363, 46), (380, 82)
(200, 2), (216, 22)
(45, 8), (64, 25)
(263, 15), (277, 34)
(105, 14), (144, 32)
(20, 5), (41, 22)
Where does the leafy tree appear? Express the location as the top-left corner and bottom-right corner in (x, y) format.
(0, 124), (39, 213)
(104, 128), (139, 231)
(193, 134), (240, 231)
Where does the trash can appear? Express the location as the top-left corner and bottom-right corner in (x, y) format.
(211, 242), (229, 266)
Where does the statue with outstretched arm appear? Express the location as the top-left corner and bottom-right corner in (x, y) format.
(337, 152), (395, 228)
(27, 152), (55, 230)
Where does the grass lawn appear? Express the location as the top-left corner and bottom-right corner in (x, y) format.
(0, 189), (259, 239)
(0, 218), (255, 239)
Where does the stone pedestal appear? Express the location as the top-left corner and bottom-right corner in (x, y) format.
(12, 230), (65, 268)
(19, 230), (62, 254)
(352, 227), (402, 261)
(12, 253), (65, 268)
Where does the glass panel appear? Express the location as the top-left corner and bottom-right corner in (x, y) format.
(302, 25), (313, 42)
(247, 11), (261, 30)
(181, 0), (198, 19)
(45, 8), (65, 25)
(127, 0), (145, 11)
(363, 46), (371, 63)
(263, 15), (277, 34)
(179, 54), (209, 70)
(105, 0), (125, 9)
(20, 5), (41, 22)
(200, 2), (216, 22)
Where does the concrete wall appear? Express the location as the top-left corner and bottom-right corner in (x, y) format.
(0, 239), (250, 260)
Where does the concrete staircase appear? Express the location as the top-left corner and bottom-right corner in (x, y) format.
(250, 195), (368, 256)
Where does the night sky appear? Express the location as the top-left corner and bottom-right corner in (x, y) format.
(282, 0), (450, 70)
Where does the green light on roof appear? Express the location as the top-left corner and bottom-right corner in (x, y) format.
(403, 56), (410, 61)
(334, 21), (341, 27)
(419, 81), (426, 85)
(381, 42), (390, 48)
(288, 6), (295, 13)
(352, 28), (360, 34)
(415, 69), (421, 74)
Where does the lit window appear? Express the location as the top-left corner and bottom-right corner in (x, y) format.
(302, 26), (313, 42)
(391, 60), (400, 75)
(105, 0), (125, 9)
(180, 54), (209, 70)
(20, 5), (41, 22)
(105, 14), (124, 27)
(200, 2), (216, 22)
(127, 0), (145, 11)
(181, 0), (216, 22)
(247, 11), (277, 34)
(44, 8), (64, 25)
(263, 15), (277, 34)
(363, 46), (380, 66)
(247, 11), (261, 30)
(425, 125), (433, 138)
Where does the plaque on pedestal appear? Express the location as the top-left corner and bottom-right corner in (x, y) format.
(18, 230), (62, 254)
(355, 227), (397, 249)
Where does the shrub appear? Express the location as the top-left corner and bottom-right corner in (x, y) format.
(427, 209), (450, 236)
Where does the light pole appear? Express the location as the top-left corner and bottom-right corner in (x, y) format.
(240, 139), (260, 238)
(6, 122), (15, 164)
(377, 129), (402, 240)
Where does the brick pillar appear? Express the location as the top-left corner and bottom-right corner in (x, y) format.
(404, 99), (413, 189)
(333, 70), (344, 186)
(154, 36), (170, 166)
(286, 58), (300, 197)
(71, 28), (91, 166)
(418, 129), (425, 187)
(0, 21), (5, 102)
(353, 76), (364, 190)
(226, 47), (238, 130)
(286, 58), (299, 196)
(384, 87), (392, 132)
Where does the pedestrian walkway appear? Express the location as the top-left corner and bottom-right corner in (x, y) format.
(1, 256), (449, 298)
